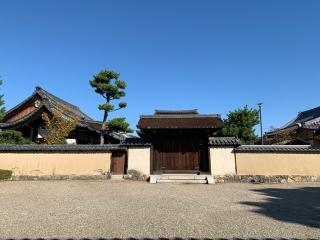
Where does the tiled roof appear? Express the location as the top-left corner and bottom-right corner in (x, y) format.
(208, 137), (241, 146)
(0, 101), (100, 133)
(4, 86), (93, 122)
(124, 137), (151, 146)
(154, 109), (199, 115)
(35, 87), (93, 121)
(1, 87), (104, 133)
(110, 132), (132, 141)
(303, 120), (320, 130)
(270, 106), (320, 133)
(0, 144), (125, 152)
(236, 145), (320, 153)
(1, 87), (131, 141)
(138, 110), (223, 129)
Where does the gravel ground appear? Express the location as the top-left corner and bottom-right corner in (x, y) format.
(0, 180), (319, 239)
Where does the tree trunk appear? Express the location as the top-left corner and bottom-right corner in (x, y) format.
(100, 110), (108, 145)
(100, 130), (105, 145)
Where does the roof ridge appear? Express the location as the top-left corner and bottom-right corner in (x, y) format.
(35, 86), (93, 121)
(36, 87), (80, 110)
(299, 106), (320, 115)
(140, 114), (221, 118)
(84, 119), (103, 123)
(154, 109), (198, 115)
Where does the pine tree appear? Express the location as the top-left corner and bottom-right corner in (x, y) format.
(90, 70), (132, 144)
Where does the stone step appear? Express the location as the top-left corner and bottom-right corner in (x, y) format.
(153, 175), (209, 180)
(156, 179), (208, 184)
(111, 175), (124, 180)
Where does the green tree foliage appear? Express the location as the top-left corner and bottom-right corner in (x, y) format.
(0, 130), (31, 144)
(107, 117), (133, 133)
(222, 106), (260, 144)
(0, 79), (6, 121)
(89, 70), (131, 144)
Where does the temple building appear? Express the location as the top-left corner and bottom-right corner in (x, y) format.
(266, 106), (320, 145)
(0, 86), (127, 144)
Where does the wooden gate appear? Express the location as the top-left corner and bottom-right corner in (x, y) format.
(152, 134), (208, 173)
(111, 151), (126, 175)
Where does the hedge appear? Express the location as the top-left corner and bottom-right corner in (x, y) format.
(0, 169), (12, 180)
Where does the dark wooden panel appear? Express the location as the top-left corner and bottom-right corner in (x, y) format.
(153, 134), (208, 173)
(111, 151), (126, 175)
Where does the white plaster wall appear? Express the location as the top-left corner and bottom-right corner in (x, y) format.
(0, 152), (111, 176)
(127, 147), (151, 176)
(236, 152), (320, 175)
(210, 147), (236, 176)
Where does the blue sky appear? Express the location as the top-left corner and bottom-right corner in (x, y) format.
(0, 0), (319, 134)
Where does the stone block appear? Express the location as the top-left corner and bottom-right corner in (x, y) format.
(206, 176), (215, 184)
(149, 175), (157, 184)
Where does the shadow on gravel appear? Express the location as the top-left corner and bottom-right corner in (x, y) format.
(241, 187), (320, 228)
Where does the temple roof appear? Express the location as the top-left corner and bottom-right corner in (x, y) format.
(268, 106), (320, 134)
(154, 109), (199, 115)
(5, 86), (93, 121)
(1, 87), (95, 129)
(0, 87), (128, 139)
(137, 109), (223, 129)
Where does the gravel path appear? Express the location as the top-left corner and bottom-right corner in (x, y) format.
(0, 180), (319, 239)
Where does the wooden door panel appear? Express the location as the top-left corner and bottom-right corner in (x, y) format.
(111, 151), (126, 175)
(153, 135), (203, 172)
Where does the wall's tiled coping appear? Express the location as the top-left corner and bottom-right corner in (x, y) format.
(123, 138), (151, 146)
(208, 137), (241, 146)
(236, 145), (320, 153)
(0, 144), (126, 153)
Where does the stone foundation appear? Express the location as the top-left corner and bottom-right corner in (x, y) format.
(10, 174), (111, 181)
(4, 174), (320, 183)
(214, 175), (320, 183)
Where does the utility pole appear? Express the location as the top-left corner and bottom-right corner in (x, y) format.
(258, 103), (263, 145)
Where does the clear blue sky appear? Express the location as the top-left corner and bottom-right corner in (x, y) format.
(1, 0), (319, 133)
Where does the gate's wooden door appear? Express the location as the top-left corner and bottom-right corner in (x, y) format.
(153, 135), (203, 173)
(111, 151), (126, 175)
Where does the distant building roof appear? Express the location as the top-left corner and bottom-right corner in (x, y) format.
(270, 106), (320, 133)
(137, 109), (223, 129)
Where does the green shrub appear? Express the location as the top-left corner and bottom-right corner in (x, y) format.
(0, 169), (12, 180)
(0, 130), (31, 144)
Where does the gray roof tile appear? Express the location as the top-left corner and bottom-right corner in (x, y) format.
(208, 137), (241, 146)
(236, 145), (320, 153)
(124, 138), (151, 146)
(0, 144), (125, 152)
(271, 106), (320, 132)
(154, 109), (199, 115)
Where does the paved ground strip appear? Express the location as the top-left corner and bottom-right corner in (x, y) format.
(0, 181), (319, 238)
